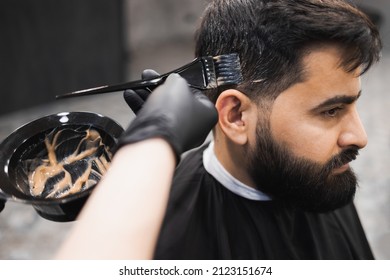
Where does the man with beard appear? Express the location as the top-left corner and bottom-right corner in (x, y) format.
(125, 0), (382, 259)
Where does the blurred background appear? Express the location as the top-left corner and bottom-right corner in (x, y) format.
(0, 0), (389, 259)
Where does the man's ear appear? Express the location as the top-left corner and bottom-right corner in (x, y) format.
(215, 89), (256, 145)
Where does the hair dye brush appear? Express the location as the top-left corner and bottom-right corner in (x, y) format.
(56, 53), (243, 99)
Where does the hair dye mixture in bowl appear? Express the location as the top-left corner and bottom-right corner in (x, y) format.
(17, 125), (112, 199)
(0, 112), (123, 221)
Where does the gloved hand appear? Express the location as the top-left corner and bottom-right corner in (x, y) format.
(123, 69), (160, 114)
(117, 74), (218, 163)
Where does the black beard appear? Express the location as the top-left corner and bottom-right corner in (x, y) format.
(246, 122), (359, 213)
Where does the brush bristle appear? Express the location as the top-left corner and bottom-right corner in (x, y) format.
(213, 53), (243, 87)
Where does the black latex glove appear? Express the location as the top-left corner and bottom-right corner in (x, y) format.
(117, 74), (218, 163)
(123, 69), (160, 114)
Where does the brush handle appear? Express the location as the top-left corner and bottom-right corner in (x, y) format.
(56, 53), (241, 99)
(56, 57), (208, 99)
(56, 76), (166, 99)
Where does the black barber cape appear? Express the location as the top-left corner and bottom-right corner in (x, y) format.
(154, 144), (374, 259)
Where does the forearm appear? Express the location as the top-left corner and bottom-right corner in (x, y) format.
(55, 138), (176, 259)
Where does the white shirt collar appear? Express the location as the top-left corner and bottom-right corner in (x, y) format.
(202, 141), (272, 201)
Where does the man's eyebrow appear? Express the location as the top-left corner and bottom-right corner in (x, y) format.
(311, 90), (362, 111)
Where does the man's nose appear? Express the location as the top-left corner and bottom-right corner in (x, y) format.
(337, 108), (368, 149)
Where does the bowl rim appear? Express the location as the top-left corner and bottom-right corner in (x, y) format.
(0, 111), (124, 205)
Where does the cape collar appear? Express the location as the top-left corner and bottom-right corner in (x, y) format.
(203, 141), (272, 201)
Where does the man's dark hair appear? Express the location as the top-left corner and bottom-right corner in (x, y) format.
(195, 0), (382, 103)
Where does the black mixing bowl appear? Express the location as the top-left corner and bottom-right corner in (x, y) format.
(0, 112), (123, 222)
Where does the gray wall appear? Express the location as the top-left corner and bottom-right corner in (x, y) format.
(0, 0), (125, 116)
(125, 0), (207, 79)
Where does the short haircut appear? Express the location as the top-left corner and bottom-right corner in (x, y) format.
(195, 0), (382, 103)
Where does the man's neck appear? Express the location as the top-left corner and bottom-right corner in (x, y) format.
(204, 141), (272, 201)
(214, 136), (257, 189)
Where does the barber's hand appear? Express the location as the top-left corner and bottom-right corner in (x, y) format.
(123, 69), (160, 114)
(117, 74), (218, 163)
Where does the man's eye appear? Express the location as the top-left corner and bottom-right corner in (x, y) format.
(323, 107), (343, 117)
